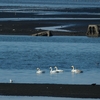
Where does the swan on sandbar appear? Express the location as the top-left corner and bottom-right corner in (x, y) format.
(50, 67), (59, 74)
(10, 79), (13, 83)
(54, 66), (63, 72)
(36, 68), (45, 74)
(71, 66), (83, 73)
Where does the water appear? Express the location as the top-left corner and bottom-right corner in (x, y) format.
(0, 0), (100, 8)
(0, 0), (100, 99)
(0, 96), (99, 100)
(0, 35), (100, 99)
(0, 0), (100, 15)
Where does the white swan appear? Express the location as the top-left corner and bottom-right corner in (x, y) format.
(71, 66), (83, 73)
(50, 67), (58, 74)
(54, 66), (63, 72)
(36, 68), (45, 74)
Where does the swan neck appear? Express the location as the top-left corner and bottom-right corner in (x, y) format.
(72, 66), (74, 70)
(55, 67), (58, 70)
(50, 67), (52, 71)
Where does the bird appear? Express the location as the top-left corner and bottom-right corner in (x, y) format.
(71, 66), (83, 73)
(54, 66), (63, 72)
(36, 68), (45, 74)
(50, 67), (59, 74)
(10, 79), (13, 83)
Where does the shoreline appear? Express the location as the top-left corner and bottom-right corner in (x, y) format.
(0, 83), (100, 98)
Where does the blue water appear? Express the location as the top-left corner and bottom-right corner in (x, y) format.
(0, 0), (100, 99)
(0, 0), (100, 13)
(0, 0), (100, 8)
(0, 35), (100, 99)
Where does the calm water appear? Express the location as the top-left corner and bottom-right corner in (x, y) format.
(0, 0), (100, 8)
(0, 0), (100, 100)
(0, 35), (100, 99)
(0, 0), (100, 15)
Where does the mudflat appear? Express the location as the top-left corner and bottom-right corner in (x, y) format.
(0, 83), (100, 98)
(0, 7), (100, 36)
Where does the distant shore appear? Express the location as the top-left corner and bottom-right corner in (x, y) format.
(0, 7), (100, 36)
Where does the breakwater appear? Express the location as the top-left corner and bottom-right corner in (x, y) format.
(0, 83), (100, 98)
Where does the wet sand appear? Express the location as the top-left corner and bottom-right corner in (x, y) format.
(0, 20), (87, 36)
(0, 83), (100, 98)
(0, 7), (100, 36)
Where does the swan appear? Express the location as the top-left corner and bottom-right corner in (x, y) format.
(71, 66), (83, 73)
(10, 79), (13, 83)
(54, 66), (63, 72)
(50, 67), (58, 74)
(36, 68), (45, 74)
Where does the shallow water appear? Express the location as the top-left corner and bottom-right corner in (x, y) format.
(0, 0), (100, 8)
(0, 35), (100, 99)
(0, 96), (100, 100)
(0, 35), (100, 84)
